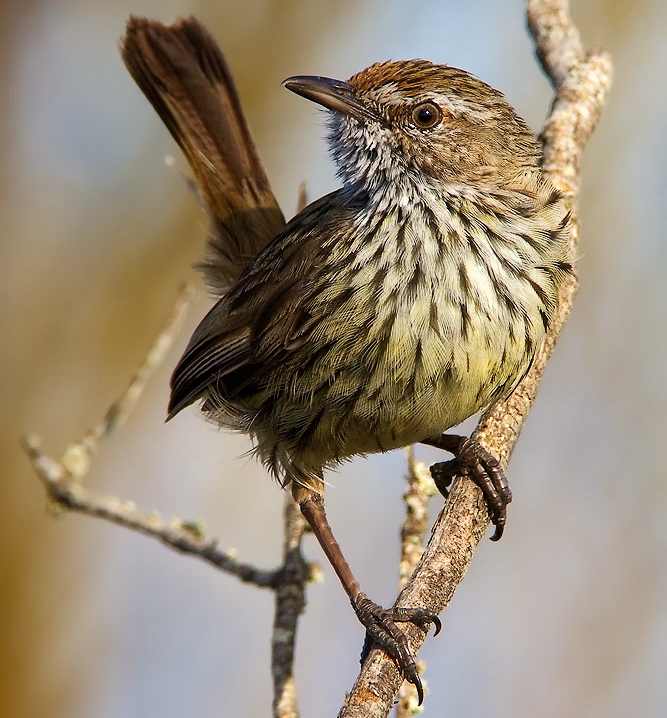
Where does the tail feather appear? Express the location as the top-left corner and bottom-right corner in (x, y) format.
(121, 16), (285, 291)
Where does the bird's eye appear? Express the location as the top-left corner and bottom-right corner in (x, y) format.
(411, 101), (442, 129)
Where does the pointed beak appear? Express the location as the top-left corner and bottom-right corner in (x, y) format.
(282, 75), (379, 124)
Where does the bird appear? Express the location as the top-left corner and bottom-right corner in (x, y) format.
(122, 16), (571, 703)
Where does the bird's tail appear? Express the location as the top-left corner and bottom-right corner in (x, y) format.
(121, 16), (285, 292)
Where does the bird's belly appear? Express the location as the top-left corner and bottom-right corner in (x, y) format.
(329, 334), (527, 455)
(258, 297), (534, 468)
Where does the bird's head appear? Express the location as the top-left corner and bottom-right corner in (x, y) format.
(283, 59), (540, 198)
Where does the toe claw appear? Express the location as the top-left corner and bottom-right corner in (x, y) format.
(490, 521), (505, 542)
(353, 594), (440, 704)
(431, 615), (442, 636)
(414, 676), (424, 705)
(428, 434), (512, 540)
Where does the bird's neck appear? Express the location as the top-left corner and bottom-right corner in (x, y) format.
(340, 165), (489, 223)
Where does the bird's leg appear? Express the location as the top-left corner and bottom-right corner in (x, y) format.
(299, 495), (441, 704)
(422, 434), (512, 540)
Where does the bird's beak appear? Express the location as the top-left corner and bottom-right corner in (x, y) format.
(282, 75), (379, 124)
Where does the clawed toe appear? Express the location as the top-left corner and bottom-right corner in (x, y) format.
(426, 434), (512, 540)
(353, 593), (440, 704)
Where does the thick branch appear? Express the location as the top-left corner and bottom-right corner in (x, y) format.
(339, 3), (612, 715)
(527, 0), (584, 86)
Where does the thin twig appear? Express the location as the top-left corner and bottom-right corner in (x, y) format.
(25, 175), (318, 710)
(60, 283), (195, 479)
(399, 447), (438, 591)
(272, 495), (311, 718)
(338, 2), (612, 715)
(22, 285), (279, 588)
(396, 447), (438, 716)
(23, 433), (280, 585)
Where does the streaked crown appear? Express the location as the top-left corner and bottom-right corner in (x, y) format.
(329, 59), (541, 191)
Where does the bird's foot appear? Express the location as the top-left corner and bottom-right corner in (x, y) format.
(428, 435), (512, 540)
(353, 592), (441, 704)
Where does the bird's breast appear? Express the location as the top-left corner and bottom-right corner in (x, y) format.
(260, 207), (544, 462)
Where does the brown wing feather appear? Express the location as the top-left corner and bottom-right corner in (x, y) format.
(168, 192), (350, 418)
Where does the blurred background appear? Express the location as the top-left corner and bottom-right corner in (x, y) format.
(2, 0), (665, 716)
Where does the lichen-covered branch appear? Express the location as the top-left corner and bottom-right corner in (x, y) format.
(394, 447), (438, 716)
(271, 495), (310, 718)
(339, 3), (612, 715)
(22, 432), (280, 586)
(21, 285), (281, 588)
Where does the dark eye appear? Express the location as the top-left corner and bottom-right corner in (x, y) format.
(411, 101), (442, 129)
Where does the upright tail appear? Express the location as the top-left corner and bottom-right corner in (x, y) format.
(121, 16), (285, 291)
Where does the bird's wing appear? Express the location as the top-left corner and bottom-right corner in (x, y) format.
(168, 191), (355, 418)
